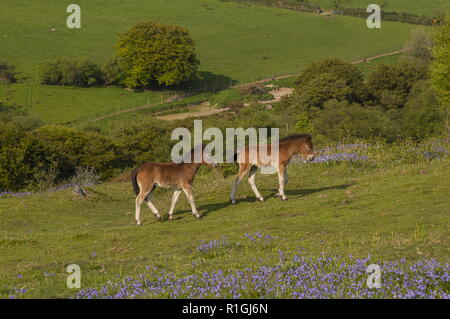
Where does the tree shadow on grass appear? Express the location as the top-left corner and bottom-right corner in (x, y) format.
(171, 183), (355, 220)
(182, 71), (237, 91)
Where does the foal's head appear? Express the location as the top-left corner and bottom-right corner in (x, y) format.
(185, 144), (218, 167)
(281, 134), (315, 161)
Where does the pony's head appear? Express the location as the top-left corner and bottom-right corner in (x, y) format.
(185, 144), (218, 167)
(281, 134), (315, 161)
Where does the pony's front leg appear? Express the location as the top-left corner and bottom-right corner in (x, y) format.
(168, 189), (182, 220)
(182, 186), (201, 218)
(231, 165), (250, 204)
(277, 165), (287, 200)
(230, 176), (242, 204)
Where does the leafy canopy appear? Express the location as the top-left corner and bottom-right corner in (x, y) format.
(117, 21), (200, 88)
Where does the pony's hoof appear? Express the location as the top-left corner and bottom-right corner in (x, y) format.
(136, 221), (142, 226)
(282, 197), (287, 201)
(231, 200), (236, 205)
(259, 197), (264, 202)
(168, 216), (173, 221)
(195, 214), (203, 219)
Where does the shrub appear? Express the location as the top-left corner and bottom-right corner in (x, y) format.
(102, 57), (125, 86)
(32, 126), (127, 181)
(402, 81), (444, 139)
(0, 124), (43, 191)
(288, 59), (368, 110)
(117, 21), (200, 88)
(366, 61), (429, 109)
(0, 62), (17, 83)
(289, 72), (354, 109)
(311, 100), (398, 142)
(113, 119), (174, 165)
(39, 58), (103, 87)
(403, 28), (434, 63)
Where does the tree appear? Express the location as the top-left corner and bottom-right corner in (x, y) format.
(311, 100), (398, 141)
(294, 58), (368, 103)
(366, 61), (428, 109)
(289, 72), (353, 110)
(403, 28), (434, 63)
(117, 22), (200, 88)
(430, 14), (450, 136)
(402, 80), (444, 140)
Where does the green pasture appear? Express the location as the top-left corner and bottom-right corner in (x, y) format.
(0, 0), (425, 125)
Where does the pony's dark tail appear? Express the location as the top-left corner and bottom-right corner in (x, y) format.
(130, 168), (140, 195)
(233, 152), (238, 163)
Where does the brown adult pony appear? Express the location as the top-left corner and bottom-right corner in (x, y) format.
(131, 145), (216, 225)
(230, 134), (315, 204)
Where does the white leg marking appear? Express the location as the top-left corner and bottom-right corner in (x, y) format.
(248, 167), (264, 202)
(168, 190), (182, 220)
(183, 187), (201, 218)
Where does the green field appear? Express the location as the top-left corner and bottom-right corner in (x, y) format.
(313, 0), (450, 16)
(0, 144), (449, 298)
(0, 0), (425, 125)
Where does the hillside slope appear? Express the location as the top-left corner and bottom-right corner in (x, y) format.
(0, 157), (449, 298)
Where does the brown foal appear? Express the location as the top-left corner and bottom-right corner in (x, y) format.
(131, 145), (216, 225)
(230, 134), (315, 204)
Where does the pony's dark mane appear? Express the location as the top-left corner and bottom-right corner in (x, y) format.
(279, 134), (312, 143)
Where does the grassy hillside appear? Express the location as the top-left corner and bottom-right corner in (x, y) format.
(0, 0), (422, 125)
(1, 146), (449, 298)
(313, 0), (450, 16)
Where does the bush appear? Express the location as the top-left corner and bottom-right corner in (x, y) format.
(402, 81), (444, 139)
(39, 58), (104, 87)
(403, 28), (434, 63)
(289, 72), (354, 109)
(32, 126), (127, 181)
(102, 57), (125, 86)
(117, 21), (200, 88)
(290, 58), (368, 109)
(113, 119), (174, 165)
(0, 62), (17, 83)
(366, 61), (429, 109)
(0, 124), (43, 191)
(311, 100), (398, 142)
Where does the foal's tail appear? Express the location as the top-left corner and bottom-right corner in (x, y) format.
(130, 168), (140, 195)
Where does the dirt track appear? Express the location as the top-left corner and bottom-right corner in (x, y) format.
(90, 49), (405, 123)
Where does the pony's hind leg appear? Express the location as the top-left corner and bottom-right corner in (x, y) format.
(168, 189), (182, 220)
(248, 166), (264, 202)
(182, 185), (201, 218)
(230, 164), (251, 204)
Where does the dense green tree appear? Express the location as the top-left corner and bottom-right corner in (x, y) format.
(289, 72), (354, 110)
(402, 80), (444, 139)
(117, 22), (200, 88)
(0, 124), (43, 191)
(311, 100), (399, 141)
(366, 61), (428, 109)
(294, 58), (368, 104)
